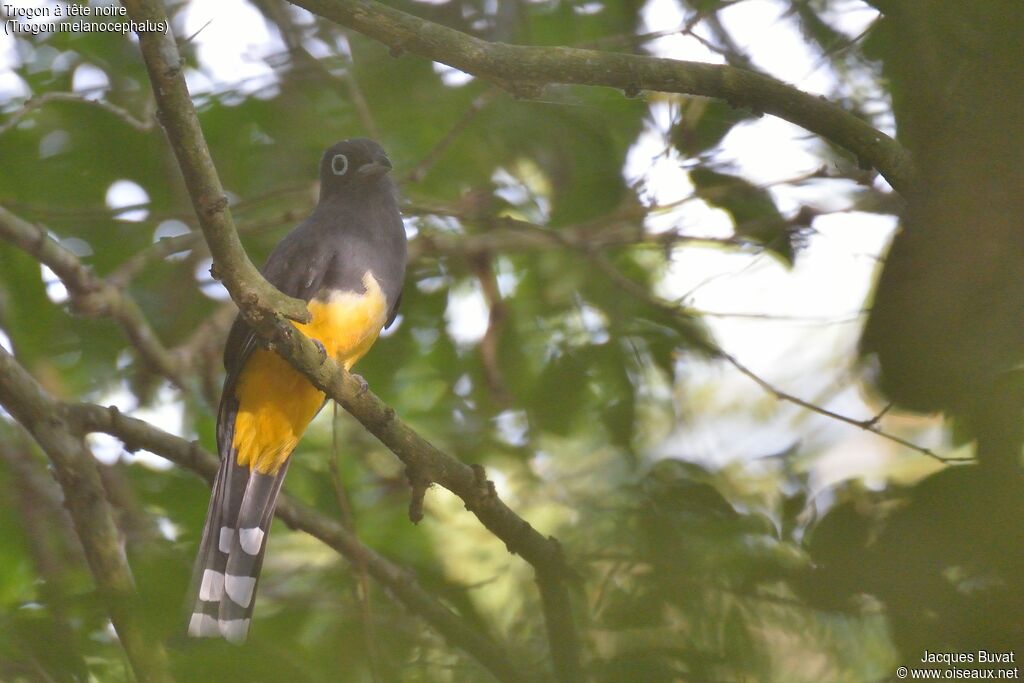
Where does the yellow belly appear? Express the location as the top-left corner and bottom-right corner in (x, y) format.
(231, 273), (387, 474)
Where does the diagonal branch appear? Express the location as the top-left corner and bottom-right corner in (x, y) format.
(0, 92), (154, 137)
(407, 208), (743, 261)
(121, 2), (581, 679)
(0, 347), (173, 683)
(250, 0), (382, 139)
(101, 164), (838, 289)
(0, 345), (533, 682)
(284, 0), (915, 194)
(404, 88), (498, 184)
(66, 402), (536, 683)
(120, 1), (310, 329)
(0, 432), (85, 677)
(107, 207), (310, 287)
(328, 405), (384, 683)
(0, 204), (187, 389)
(102, 198), (737, 289)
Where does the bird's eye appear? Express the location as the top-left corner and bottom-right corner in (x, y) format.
(331, 154), (349, 176)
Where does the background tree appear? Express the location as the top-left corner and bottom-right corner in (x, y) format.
(0, 0), (1020, 681)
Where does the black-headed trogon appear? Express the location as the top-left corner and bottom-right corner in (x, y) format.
(187, 138), (406, 642)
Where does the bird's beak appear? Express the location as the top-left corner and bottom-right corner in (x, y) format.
(357, 154), (393, 177)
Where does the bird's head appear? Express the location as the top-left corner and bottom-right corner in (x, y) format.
(318, 138), (394, 199)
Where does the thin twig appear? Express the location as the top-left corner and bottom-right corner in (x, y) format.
(0, 205), (187, 389)
(337, 35), (382, 139)
(330, 404), (383, 683)
(407, 210), (743, 261)
(169, 305), (237, 406)
(576, 1), (742, 51)
(696, 309), (865, 324)
(252, 0), (381, 138)
(0, 92), (154, 136)
(468, 253), (512, 405)
(107, 205), (310, 287)
(701, 11), (758, 70)
(719, 347), (963, 464)
(582, 249), (970, 465)
(284, 0), (915, 194)
(405, 88), (497, 184)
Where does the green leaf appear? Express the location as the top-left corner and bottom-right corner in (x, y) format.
(671, 98), (758, 157)
(689, 167), (798, 265)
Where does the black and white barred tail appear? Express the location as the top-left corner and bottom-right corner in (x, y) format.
(187, 439), (289, 643)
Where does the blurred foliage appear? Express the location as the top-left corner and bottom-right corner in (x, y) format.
(688, 168), (799, 265)
(0, 0), (1020, 681)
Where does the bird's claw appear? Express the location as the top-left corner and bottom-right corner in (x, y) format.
(351, 373), (369, 395)
(312, 339), (328, 363)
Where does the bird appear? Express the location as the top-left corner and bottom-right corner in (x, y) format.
(186, 138), (407, 643)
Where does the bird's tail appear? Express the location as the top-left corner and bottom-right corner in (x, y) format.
(187, 448), (289, 643)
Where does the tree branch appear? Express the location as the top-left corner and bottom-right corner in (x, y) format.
(285, 0), (915, 194)
(65, 402), (537, 683)
(0, 343), (532, 681)
(102, 198), (737, 289)
(278, 347), (583, 680)
(409, 210), (742, 261)
(107, 207), (310, 288)
(329, 404), (384, 683)
(101, 163), (839, 290)
(0, 348), (173, 683)
(404, 88), (497, 184)
(583, 250), (970, 465)
(0, 204), (187, 389)
(0, 92), (154, 137)
(250, 0), (382, 139)
(468, 253), (512, 405)
(121, 0), (310, 328)
(121, 3), (583, 678)
(0, 433), (85, 666)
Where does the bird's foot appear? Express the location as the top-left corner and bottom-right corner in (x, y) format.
(312, 339), (328, 364)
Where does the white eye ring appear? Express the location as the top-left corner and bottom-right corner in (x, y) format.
(331, 154), (349, 176)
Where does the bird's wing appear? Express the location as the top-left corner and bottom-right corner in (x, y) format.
(385, 289), (403, 329)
